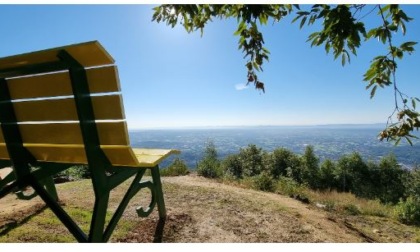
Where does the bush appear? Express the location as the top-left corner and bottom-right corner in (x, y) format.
(394, 197), (420, 225)
(55, 165), (90, 181)
(275, 176), (308, 199)
(197, 159), (222, 178)
(197, 141), (222, 178)
(239, 144), (265, 177)
(252, 171), (275, 192)
(343, 204), (361, 216)
(161, 158), (189, 176)
(221, 154), (243, 179)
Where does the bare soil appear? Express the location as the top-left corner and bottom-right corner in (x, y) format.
(1, 174), (419, 242)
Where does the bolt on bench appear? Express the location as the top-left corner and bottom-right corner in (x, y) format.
(0, 41), (179, 242)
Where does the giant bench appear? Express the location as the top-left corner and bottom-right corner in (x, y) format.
(0, 41), (179, 242)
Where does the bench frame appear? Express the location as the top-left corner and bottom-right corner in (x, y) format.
(0, 45), (167, 242)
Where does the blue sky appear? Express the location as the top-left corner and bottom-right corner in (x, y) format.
(1, 4), (419, 129)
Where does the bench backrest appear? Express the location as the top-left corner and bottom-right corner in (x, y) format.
(0, 41), (141, 167)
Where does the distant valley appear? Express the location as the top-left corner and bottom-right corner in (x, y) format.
(129, 125), (420, 169)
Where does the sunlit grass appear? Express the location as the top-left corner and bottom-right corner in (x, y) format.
(222, 175), (393, 219)
(306, 190), (393, 217)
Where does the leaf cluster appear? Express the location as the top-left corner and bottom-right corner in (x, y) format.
(293, 5), (366, 66)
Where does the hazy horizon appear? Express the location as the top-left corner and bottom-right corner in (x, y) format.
(128, 122), (388, 130)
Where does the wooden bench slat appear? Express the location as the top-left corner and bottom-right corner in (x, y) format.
(2, 121), (130, 146)
(0, 41), (113, 71)
(13, 94), (125, 122)
(7, 66), (120, 100)
(0, 144), (178, 168)
(0, 144), (137, 166)
(132, 148), (181, 167)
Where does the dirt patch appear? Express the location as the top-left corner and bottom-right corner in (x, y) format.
(0, 202), (46, 236)
(115, 213), (194, 243)
(161, 176), (364, 242)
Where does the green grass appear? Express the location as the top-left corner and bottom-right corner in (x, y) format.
(0, 197), (137, 243)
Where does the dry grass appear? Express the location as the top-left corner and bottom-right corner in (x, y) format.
(304, 190), (392, 217)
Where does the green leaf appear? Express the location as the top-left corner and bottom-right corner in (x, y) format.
(300, 16), (307, 28)
(325, 42), (331, 54)
(412, 99), (416, 110)
(252, 61), (260, 71)
(400, 22), (406, 35)
(366, 28), (378, 39)
(262, 47), (270, 54)
(405, 136), (413, 146)
(380, 4), (391, 14)
(296, 11), (310, 16)
(387, 24), (398, 31)
(291, 15), (302, 24)
(400, 41), (417, 50)
(341, 52), (346, 66)
(370, 85), (378, 99)
(234, 22), (245, 36)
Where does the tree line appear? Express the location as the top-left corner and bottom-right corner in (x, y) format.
(195, 141), (420, 224)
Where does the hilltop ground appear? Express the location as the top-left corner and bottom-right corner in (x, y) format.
(0, 174), (419, 242)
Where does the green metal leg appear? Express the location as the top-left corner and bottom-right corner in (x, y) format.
(103, 169), (145, 242)
(136, 180), (156, 217)
(29, 176), (88, 242)
(42, 176), (59, 201)
(2, 166), (166, 242)
(150, 166), (166, 219)
(88, 193), (110, 242)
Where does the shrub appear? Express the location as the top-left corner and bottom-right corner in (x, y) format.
(221, 154), (243, 179)
(197, 141), (222, 178)
(197, 158), (222, 178)
(394, 197), (420, 225)
(161, 158), (189, 176)
(56, 165), (90, 181)
(343, 204), (361, 216)
(275, 176), (308, 199)
(301, 145), (320, 188)
(252, 171), (275, 192)
(239, 144), (265, 177)
(318, 159), (338, 190)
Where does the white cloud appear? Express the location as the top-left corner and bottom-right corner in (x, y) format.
(235, 83), (249, 91)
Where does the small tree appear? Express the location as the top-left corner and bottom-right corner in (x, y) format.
(221, 153), (243, 179)
(404, 166), (420, 201)
(161, 158), (190, 176)
(238, 144), (265, 177)
(318, 159), (338, 190)
(376, 154), (406, 204)
(336, 152), (373, 198)
(266, 147), (299, 179)
(197, 141), (222, 178)
(301, 145), (320, 189)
